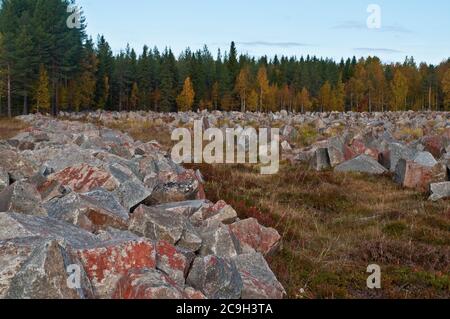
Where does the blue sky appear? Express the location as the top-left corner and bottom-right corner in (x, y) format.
(76, 0), (450, 65)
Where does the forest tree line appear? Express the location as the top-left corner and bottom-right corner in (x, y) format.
(1, 0), (450, 118)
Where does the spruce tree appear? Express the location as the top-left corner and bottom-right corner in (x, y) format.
(95, 35), (113, 109)
(227, 41), (239, 84)
(159, 49), (177, 112)
(34, 64), (50, 113)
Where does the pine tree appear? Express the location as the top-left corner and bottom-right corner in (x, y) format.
(297, 87), (312, 113)
(366, 57), (385, 112)
(221, 93), (233, 111)
(215, 49), (232, 109)
(113, 51), (127, 111)
(280, 84), (292, 111)
(235, 67), (250, 112)
(130, 82), (139, 110)
(95, 35), (113, 109)
(333, 76), (345, 112)
(0, 73), (4, 116)
(0, 33), (6, 116)
(211, 81), (219, 110)
(319, 81), (332, 112)
(257, 66), (269, 112)
(159, 49), (177, 112)
(176, 77), (195, 111)
(32, 0), (87, 115)
(14, 21), (36, 115)
(2, 1), (450, 115)
(247, 89), (259, 112)
(0, 0), (37, 116)
(442, 68), (450, 110)
(227, 41), (239, 83)
(137, 45), (151, 109)
(34, 64), (50, 113)
(391, 69), (409, 111)
(77, 39), (98, 110)
(102, 76), (110, 109)
(351, 59), (368, 111)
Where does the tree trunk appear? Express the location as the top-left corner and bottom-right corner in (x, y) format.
(51, 78), (56, 116)
(259, 89), (263, 112)
(51, 63), (59, 116)
(119, 89), (123, 112)
(7, 63), (12, 118)
(436, 90), (438, 111)
(350, 92), (354, 111)
(55, 81), (59, 116)
(428, 86), (432, 111)
(23, 92), (28, 115)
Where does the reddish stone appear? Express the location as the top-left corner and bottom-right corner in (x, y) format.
(135, 141), (164, 156)
(183, 287), (207, 299)
(396, 160), (446, 193)
(210, 200), (228, 212)
(36, 179), (64, 202)
(203, 200), (237, 224)
(156, 241), (189, 285)
(344, 145), (357, 161)
(73, 239), (156, 298)
(232, 253), (286, 299)
(229, 218), (281, 255)
(156, 241), (186, 272)
(112, 268), (186, 299)
(48, 163), (117, 193)
(403, 162), (432, 192)
(422, 135), (445, 158)
(344, 139), (370, 161)
(196, 183), (206, 200)
(351, 139), (367, 155)
(364, 148), (380, 161)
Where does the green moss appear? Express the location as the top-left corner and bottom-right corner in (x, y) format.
(412, 227), (450, 246)
(383, 222), (408, 237)
(392, 267), (450, 291)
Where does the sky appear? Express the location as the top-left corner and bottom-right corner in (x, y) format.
(76, 0), (450, 65)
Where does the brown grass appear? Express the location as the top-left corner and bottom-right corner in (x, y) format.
(188, 163), (450, 299)
(0, 117), (29, 139)
(106, 119), (174, 150)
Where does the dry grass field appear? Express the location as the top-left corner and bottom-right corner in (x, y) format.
(191, 163), (449, 299)
(0, 117), (29, 140)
